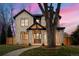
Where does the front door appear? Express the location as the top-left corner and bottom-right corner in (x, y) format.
(32, 30), (41, 45)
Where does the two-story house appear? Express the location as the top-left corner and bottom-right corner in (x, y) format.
(14, 9), (65, 46)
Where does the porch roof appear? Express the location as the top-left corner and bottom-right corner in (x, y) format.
(27, 22), (65, 30)
(57, 27), (65, 30)
(27, 22), (46, 30)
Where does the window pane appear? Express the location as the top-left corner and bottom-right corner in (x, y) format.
(25, 34), (28, 39)
(44, 33), (47, 40)
(25, 19), (28, 26)
(40, 34), (41, 39)
(36, 19), (39, 23)
(21, 20), (24, 26)
(34, 34), (36, 39)
(36, 33), (39, 39)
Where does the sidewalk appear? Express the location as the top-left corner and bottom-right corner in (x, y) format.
(3, 46), (40, 56)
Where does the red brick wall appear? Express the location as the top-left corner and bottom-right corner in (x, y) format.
(64, 37), (72, 46)
(6, 37), (16, 45)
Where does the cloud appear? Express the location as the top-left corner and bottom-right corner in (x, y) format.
(12, 3), (79, 34)
(59, 4), (79, 34)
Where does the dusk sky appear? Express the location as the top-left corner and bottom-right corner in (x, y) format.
(0, 3), (79, 35)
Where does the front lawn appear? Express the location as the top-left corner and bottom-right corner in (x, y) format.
(20, 46), (79, 56)
(0, 45), (25, 56)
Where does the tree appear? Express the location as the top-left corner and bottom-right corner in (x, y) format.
(71, 26), (79, 45)
(0, 4), (6, 44)
(38, 3), (61, 48)
(0, 4), (14, 44)
(7, 25), (13, 37)
(0, 25), (6, 44)
(44, 3), (56, 47)
(9, 4), (15, 36)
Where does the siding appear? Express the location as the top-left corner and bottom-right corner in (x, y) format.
(55, 30), (64, 46)
(15, 11), (33, 44)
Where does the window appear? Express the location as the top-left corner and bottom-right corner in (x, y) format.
(36, 19), (40, 23)
(24, 33), (28, 39)
(21, 18), (28, 26)
(44, 32), (47, 40)
(21, 32), (28, 40)
(21, 19), (25, 26)
(33, 30), (41, 39)
(25, 19), (28, 26)
(35, 33), (41, 39)
(33, 30), (41, 43)
(34, 33), (41, 39)
(21, 32), (28, 45)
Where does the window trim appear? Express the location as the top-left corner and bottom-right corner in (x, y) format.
(20, 31), (29, 40)
(25, 19), (29, 26)
(33, 30), (41, 40)
(20, 18), (29, 27)
(20, 31), (29, 45)
(21, 19), (25, 26)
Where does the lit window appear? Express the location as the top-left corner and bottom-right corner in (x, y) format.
(33, 30), (41, 39)
(44, 32), (47, 40)
(25, 19), (28, 26)
(36, 33), (39, 39)
(21, 18), (28, 26)
(24, 33), (28, 39)
(21, 20), (25, 26)
(34, 33), (41, 39)
(36, 19), (40, 23)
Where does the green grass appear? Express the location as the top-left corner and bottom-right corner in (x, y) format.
(0, 45), (25, 56)
(20, 46), (79, 56)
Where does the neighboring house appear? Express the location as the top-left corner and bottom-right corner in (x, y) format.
(13, 9), (65, 46)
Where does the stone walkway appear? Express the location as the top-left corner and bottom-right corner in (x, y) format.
(3, 46), (40, 56)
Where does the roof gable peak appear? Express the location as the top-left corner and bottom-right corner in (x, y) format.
(14, 9), (33, 19)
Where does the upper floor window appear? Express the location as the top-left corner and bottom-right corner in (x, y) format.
(21, 19), (25, 26)
(21, 18), (28, 26)
(25, 19), (28, 26)
(36, 19), (40, 23)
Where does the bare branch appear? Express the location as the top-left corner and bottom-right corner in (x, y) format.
(54, 3), (61, 25)
(56, 3), (61, 14)
(38, 3), (45, 14)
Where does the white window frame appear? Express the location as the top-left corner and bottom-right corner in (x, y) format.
(25, 19), (28, 26)
(34, 33), (41, 40)
(44, 32), (47, 40)
(21, 19), (25, 26)
(20, 18), (29, 26)
(36, 19), (40, 23)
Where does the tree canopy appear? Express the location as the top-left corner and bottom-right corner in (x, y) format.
(71, 26), (79, 45)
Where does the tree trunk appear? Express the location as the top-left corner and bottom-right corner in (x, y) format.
(44, 3), (56, 48)
(38, 3), (62, 48)
(50, 4), (56, 47)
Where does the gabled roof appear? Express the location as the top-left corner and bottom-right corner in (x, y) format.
(14, 9), (33, 19)
(27, 22), (46, 30)
(27, 22), (65, 30)
(13, 9), (61, 19)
